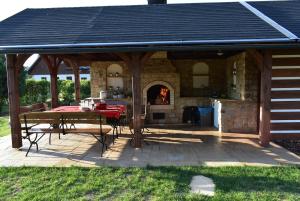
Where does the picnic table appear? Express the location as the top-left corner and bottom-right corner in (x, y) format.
(50, 105), (125, 140)
(50, 106), (125, 119)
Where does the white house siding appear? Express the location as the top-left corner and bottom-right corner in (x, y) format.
(31, 74), (90, 81)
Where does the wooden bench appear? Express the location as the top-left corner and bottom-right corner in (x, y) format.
(20, 103), (48, 113)
(60, 112), (111, 156)
(19, 112), (61, 156)
(19, 111), (111, 157)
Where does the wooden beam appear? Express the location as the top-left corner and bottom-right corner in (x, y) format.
(114, 52), (131, 64)
(62, 58), (81, 102)
(16, 54), (31, 73)
(247, 49), (263, 70)
(42, 55), (61, 108)
(259, 50), (272, 147)
(72, 61), (81, 102)
(50, 68), (59, 108)
(141, 52), (155, 65)
(6, 54), (22, 148)
(116, 52), (153, 147)
(130, 53), (143, 148)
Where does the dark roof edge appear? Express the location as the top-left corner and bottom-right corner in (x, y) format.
(0, 38), (293, 51)
(240, 1), (299, 40)
(1, 40), (299, 54)
(0, 8), (28, 23)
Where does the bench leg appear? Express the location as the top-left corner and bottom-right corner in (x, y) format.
(112, 128), (115, 144)
(119, 125), (122, 137)
(24, 133), (46, 157)
(49, 133), (52, 144)
(91, 134), (108, 157)
(26, 143), (33, 157)
(101, 135), (105, 157)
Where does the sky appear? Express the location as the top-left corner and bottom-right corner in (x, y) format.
(0, 0), (267, 22)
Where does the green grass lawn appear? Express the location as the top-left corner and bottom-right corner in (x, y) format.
(0, 166), (299, 201)
(0, 116), (10, 137)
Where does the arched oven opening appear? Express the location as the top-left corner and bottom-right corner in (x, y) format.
(147, 84), (170, 105)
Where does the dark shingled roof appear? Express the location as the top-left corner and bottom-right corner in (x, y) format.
(0, 2), (290, 51)
(250, 0), (300, 38)
(27, 58), (90, 75)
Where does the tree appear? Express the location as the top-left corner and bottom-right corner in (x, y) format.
(0, 55), (27, 113)
(0, 55), (7, 113)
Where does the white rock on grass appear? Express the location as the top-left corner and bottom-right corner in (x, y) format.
(189, 175), (215, 196)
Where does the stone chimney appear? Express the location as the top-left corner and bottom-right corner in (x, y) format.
(148, 0), (167, 4)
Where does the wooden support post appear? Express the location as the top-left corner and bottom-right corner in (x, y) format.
(259, 51), (272, 146)
(131, 54), (143, 148)
(43, 55), (61, 108)
(115, 52), (153, 148)
(62, 58), (81, 102)
(6, 54), (22, 148)
(73, 63), (81, 102)
(50, 69), (59, 108)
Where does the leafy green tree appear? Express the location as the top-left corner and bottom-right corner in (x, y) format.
(58, 80), (75, 105)
(0, 55), (27, 112)
(80, 80), (91, 99)
(23, 79), (50, 104)
(0, 55), (7, 113)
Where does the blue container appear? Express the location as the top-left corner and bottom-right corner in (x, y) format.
(197, 107), (213, 127)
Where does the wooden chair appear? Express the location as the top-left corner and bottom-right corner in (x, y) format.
(129, 104), (149, 134)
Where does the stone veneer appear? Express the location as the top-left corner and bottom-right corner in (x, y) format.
(226, 52), (259, 101)
(215, 99), (258, 133)
(89, 51), (259, 132)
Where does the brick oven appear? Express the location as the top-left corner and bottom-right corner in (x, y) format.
(142, 74), (179, 124)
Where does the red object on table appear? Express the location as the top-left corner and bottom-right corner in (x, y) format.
(50, 106), (122, 119)
(95, 103), (107, 110)
(106, 105), (126, 113)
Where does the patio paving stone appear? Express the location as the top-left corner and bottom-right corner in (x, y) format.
(0, 127), (300, 167)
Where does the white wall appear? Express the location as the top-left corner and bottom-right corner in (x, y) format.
(31, 74), (90, 81)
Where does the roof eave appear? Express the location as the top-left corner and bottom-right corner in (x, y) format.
(0, 38), (297, 54)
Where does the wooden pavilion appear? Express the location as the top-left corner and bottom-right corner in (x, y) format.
(1, 0), (300, 149)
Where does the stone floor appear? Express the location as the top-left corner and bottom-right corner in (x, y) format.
(0, 126), (300, 167)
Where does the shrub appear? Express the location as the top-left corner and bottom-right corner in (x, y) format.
(23, 79), (50, 104)
(0, 55), (7, 113)
(80, 80), (91, 99)
(22, 79), (90, 106)
(58, 80), (75, 105)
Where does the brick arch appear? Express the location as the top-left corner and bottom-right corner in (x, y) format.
(143, 81), (175, 107)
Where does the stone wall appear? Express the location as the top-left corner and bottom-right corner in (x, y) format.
(245, 54), (259, 101)
(89, 51), (259, 130)
(217, 99), (258, 133)
(226, 53), (246, 100)
(224, 52), (259, 132)
(90, 61), (131, 97)
(173, 59), (227, 97)
(226, 52), (259, 101)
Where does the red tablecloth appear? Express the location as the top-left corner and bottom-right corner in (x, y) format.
(106, 105), (126, 113)
(51, 106), (122, 119)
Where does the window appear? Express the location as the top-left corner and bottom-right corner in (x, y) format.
(192, 62), (209, 88)
(41, 77), (47, 81)
(81, 77), (87, 80)
(66, 76), (73, 81)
